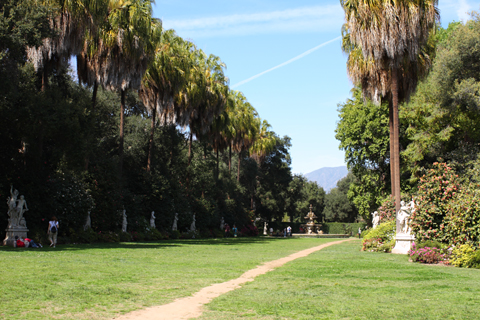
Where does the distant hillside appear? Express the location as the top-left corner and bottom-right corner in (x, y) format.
(305, 166), (348, 192)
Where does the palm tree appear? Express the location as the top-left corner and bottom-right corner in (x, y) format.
(76, 0), (156, 176)
(139, 29), (193, 171)
(27, 0), (86, 90)
(340, 0), (439, 212)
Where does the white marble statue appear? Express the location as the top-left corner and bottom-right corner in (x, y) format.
(172, 213), (178, 231)
(15, 195), (28, 226)
(121, 209), (127, 233)
(6, 186), (28, 228)
(392, 198), (416, 254)
(6, 185), (19, 227)
(190, 213), (196, 232)
(220, 217), (225, 230)
(263, 222), (268, 235)
(398, 201), (413, 234)
(19, 217), (27, 228)
(84, 211), (91, 231)
(253, 217), (261, 227)
(150, 211), (156, 229)
(372, 211), (380, 229)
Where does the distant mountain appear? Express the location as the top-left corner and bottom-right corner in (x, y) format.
(305, 166), (348, 192)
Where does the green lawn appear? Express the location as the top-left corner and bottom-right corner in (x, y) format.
(199, 240), (480, 320)
(0, 237), (334, 319)
(2, 239), (479, 320)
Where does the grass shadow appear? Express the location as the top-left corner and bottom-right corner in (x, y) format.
(0, 236), (310, 252)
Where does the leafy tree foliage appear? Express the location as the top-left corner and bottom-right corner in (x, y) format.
(335, 88), (393, 219)
(0, 3), (305, 241)
(402, 16), (480, 179)
(323, 173), (358, 222)
(255, 136), (293, 222)
(285, 175), (325, 223)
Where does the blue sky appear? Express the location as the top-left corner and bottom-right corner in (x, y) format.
(152, 0), (480, 175)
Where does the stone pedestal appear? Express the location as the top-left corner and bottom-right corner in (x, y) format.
(392, 233), (415, 254)
(3, 227), (29, 246)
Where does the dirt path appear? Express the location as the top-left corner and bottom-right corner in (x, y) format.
(113, 238), (354, 320)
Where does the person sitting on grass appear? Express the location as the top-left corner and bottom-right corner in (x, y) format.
(25, 237), (42, 248)
(15, 236), (27, 247)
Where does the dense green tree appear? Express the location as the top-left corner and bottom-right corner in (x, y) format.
(402, 16), (480, 180)
(285, 175), (325, 223)
(323, 173), (358, 222)
(254, 136), (292, 221)
(336, 87), (391, 218)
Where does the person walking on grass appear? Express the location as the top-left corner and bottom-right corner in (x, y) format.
(48, 216), (59, 248)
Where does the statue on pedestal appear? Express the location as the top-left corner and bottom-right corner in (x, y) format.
(84, 211), (91, 231)
(172, 213), (178, 231)
(263, 222), (268, 235)
(220, 217), (225, 230)
(392, 198), (416, 254)
(150, 211), (156, 229)
(372, 211), (380, 229)
(190, 213), (196, 232)
(121, 209), (127, 233)
(4, 185), (29, 246)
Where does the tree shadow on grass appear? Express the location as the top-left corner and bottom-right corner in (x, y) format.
(0, 236), (301, 252)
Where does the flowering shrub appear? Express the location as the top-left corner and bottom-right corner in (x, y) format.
(450, 244), (480, 268)
(410, 162), (461, 243)
(362, 220), (396, 252)
(408, 242), (450, 264)
(377, 196), (396, 222)
(240, 224), (259, 237)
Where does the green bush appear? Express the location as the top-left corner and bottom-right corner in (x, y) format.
(70, 228), (98, 243)
(450, 244), (480, 268)
(145, 229), (163, 241)
(170, 230), (180, 239)
(119, 231), (132, 242)
(322, 222), (367, 235)
(362, 220), (395, 252)
(443, 188), (480, 246)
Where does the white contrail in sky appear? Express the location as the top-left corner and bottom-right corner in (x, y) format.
(231, 36), (341, 89)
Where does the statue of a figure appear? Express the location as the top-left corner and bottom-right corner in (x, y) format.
(372, 211), (380, 229)
(15, 195), (28, 226)
(121, 209), (127, 233)
(6, 185), (19, 227)
(263, 222), (268, 235)
(398, 201), (412, 234)
(190, 213), (196, 232)
(253, 217), (261, 227)
(172, 213), (178, 231)
(84, 211), (91, 231)
(19, 217), (27, 228)
(304, 205), (317, 222)
(220, 217), (225, 230)
(150, 211), (156, 229)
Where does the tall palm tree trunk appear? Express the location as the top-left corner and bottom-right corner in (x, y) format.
(92, 81), (98, 109)
(186, 132), (193, 190)
(216, 149), (219, 181)
(389, 100), (395, 198)
(119, 90), (126, 178)
(237, 151), (241, 182)
(392, 68), (401, 217)
(85, 81), (99, 171)
(147, 107), (156, 172)
(228, 144), (232, 172)
(188, 132), (193, 166)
